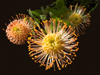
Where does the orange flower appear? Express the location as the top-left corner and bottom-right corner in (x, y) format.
(27, 19), (79, 70)
(69, 3), (91, 35)
(6, 14), (34, 45)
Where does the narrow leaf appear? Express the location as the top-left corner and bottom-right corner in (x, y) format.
(89, 3), (98, 13)
(28, 9), (33, 17)
(40, 15), (46, 21)
(31, 11), (41, 17)
(45, 7), (59, 16)
(41, 6), (45, 14)
(34, 10), (43, 14)
(56, 0), (64, 9)
(58, 6), (68, 17)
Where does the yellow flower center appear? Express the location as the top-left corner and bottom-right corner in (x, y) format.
(42, 33), (63, 55)
(13, 27), (19, 31)
(11, 26), (23, 39)
(13, 25), (22, 34)
(69, 13), (82, 26)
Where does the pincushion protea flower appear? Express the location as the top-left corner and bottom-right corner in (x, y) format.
(27, 18), (79, 71)
(68, 3), (91, 35)
(5, 14), (34, 45)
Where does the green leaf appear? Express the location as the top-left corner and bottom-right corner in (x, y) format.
(28, 9), (39, 21)
(34, 10), (43, 14)
(28, 9), (33, 17)
(64, 20), (70, 25)
(58, 6), (68, 17)
(43, 30), (47, 34)
(31, 11), (41, 17)
(24, 17), (27, 21)
(49, 12), (53, 17)
(50, 2), (56, 6)
(89, 3), (98, 14)
(32, 31), (35, 35)
(40, 15), (46, 21)
(50, 24), (53, 31)
(35, 21), (40, 25)
(45, 7), (59, 17)
(41, 6), (45, 14)
(56, 0), (64, 9)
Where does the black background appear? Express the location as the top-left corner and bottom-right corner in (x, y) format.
(0, 0), (100, 75)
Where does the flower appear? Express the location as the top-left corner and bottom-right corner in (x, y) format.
(27, 19), (79, 70)
(68, 3), (91, 35)
(6, 14), (34, 45)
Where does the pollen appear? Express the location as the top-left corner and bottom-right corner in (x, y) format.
(13, 27), (19, 31)
(69, 13), (82, 26)
(42, 33), (63, 55)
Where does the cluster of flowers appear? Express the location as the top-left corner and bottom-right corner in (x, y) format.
(4, 0), (98, 71)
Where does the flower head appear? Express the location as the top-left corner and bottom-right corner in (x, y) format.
(68, 3), (90, 35)
(6, 14), (34, 45)
(27, 19), (79, 70)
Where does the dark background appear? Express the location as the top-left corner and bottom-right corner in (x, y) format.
(0, 0), (100, 75)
